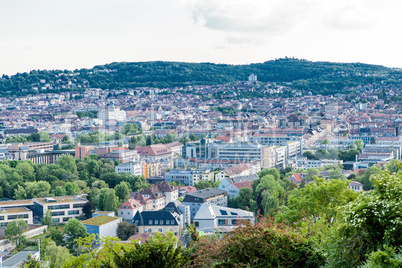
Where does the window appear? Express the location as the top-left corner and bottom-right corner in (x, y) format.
(8, 214), (29, 220)
(160, 220), (163, 225)
(48, 204), (70, 210)
(171, 220), (175, 225)
(194, 221), (199, 227)
(68, 210), (80, 215)
(218, 219), (228, 225)
(166, 220), (170, 225)
(0, 216), (4, 220)
(155, 220), (158, 225)
(63, 217), (72, 222)
(148, 228), (152, 233)
(158, 228), (163, 232)
(232, 219), (238, 225)
(52, 218), (60, 223)
(121, 212), (123, 215)
(73, 204), (84, 208)
(149, 220), (153, 225)
(52, 211), (65, 216)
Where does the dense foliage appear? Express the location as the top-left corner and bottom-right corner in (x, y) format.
(1, 58), (398, 97)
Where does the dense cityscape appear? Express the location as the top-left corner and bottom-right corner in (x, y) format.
(0, 60), (400, 267)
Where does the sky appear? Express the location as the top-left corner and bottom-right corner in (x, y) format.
(1, 0), (402, 75)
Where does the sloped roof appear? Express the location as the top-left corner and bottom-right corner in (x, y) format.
(135, 144), (172, 156)
(119, 199), (143, 210)
(232, 181), (253, 190)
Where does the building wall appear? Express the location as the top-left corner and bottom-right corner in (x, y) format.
(137, 224), (181, 236)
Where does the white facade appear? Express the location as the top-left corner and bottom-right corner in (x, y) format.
(33, 196), (88, 224)
(115, 160), (143, 176)
(0, 208), (33, 227)
(99, 106), (126, 122)
(194, 204), (254, 233)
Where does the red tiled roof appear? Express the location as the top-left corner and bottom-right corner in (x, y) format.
(119, 199), (143, 209)
(232, 181), (253, 190)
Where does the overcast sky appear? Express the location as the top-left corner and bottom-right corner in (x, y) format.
(1, 0), (402, 75)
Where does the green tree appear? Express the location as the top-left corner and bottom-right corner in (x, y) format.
(114, 181), (130, 202)
(113, 232), (189, 268)
(63, 219), (88, 250)
(278, 177), (358, 224)
(97, 188), (119, 212)
(354, 139), (364, 151)
(56, 155), (78, 176)
(39, 131), (51, 142)
(321, 138), (331, 145)
(41, 209), (52, 227)
(64, 182), (79, 195)
(46, 241), (71, 268)
(5, 219), (29, 248)
(53, 186), (66, 196)
(116, 221), (137, 240)
(15, 161), (35, 181)
(21, 253), (42, 268)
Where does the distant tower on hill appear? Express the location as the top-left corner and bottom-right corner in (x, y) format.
(248, 74), (257, 82)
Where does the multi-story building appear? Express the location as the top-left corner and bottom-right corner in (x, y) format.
(183, 188), (228, 220)
(193, 204), (254, 233)
(75, 145), (94, 160)
(33, 196), (88, 224)
(132, 210), (182, 236)
(0, 208), (33, 227)
(115, 160), (143, 176)
(118, 199), (144, 221)
(130, 181), (179, 211)
(99, 106), (126, 122)
(164, 170), (214, 186)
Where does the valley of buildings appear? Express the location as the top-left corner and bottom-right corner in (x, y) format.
(0, 76), (400, 255)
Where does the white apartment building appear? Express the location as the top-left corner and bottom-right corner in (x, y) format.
(99, 106), (126, 122)
(164, 170), (214, 186)
(115, 160), (143, 176)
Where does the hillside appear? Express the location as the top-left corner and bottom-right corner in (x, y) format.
(0, 58), (400, 97)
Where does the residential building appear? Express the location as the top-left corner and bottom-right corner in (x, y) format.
(182, 188), (228, 220)
(349, 181), (364, 192)
(164, 169), (214, 186)
(118, 199), (144, 221)
(115, 160), (143, 176)
(193, 204), (254, 233)
(132, 210), (183, 236)
(129, 181), (179, 211)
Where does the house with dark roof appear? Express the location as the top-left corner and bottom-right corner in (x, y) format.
(132, 210), (182, 236)
(182, 188), (227, 220)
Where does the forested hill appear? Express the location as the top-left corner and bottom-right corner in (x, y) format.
(1, 58), (401, 97)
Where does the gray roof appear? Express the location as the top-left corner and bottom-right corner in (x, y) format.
(2, 251), (39, 267)
(227, 174), (258, 184)
(183, 188), (227, 203)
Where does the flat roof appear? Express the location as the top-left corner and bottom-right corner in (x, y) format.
(82, 215), (120, 226)
(0, 199), (33, 207)
(93, 211), (112, 215)
(0, 207), (31, 214)
(34, 196), (87, 204)
(2, 251), (39, 267)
